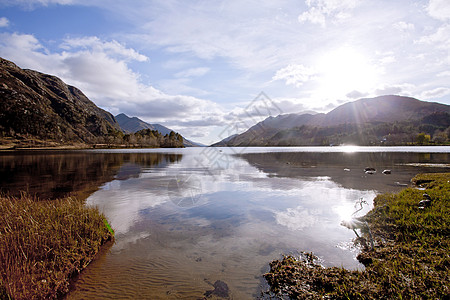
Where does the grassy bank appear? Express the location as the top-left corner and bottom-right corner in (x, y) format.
(264, 173), (450, 299)
(0, 194), (114, 299)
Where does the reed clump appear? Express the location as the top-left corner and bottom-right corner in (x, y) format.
(0, 194), (114, 299)
(264, 173), (450, 299)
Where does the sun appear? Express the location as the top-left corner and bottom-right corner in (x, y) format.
(316, 46), (380, 98)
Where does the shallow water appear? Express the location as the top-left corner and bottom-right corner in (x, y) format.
(1, 146), (449, 299)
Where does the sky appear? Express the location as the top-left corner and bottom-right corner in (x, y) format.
(0, 0), (449, 144)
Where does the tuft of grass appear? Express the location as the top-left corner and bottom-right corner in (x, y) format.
(0, 194), (113, 299)
(264, 173), (450, 299)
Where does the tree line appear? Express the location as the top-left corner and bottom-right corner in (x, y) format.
(93, 129), (184, 148)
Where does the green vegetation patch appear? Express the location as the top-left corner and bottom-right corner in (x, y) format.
(264, 173), (450, 299)
(0, 194), (114, 299)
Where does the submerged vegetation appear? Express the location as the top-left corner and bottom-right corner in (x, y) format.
(0, 194), (114, 299)
(264, 173), (450, 299)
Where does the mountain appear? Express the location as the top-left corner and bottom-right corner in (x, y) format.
(115, 113), (203, 147)
(312, 95), (450, 126)
(115, 113), (155, 132)
(215, 95), (450, 146)
(0, 57), (121, 147)
(0, 57), (184, 149)
(213, 134), (239, 146)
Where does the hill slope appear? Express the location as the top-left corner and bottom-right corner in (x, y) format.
(115, 113), (155, 133)
(0, 57), (121, 146)
(315, 95), (450, 126)
(215, 95), (450, 146)
(115, 113), (203, 147)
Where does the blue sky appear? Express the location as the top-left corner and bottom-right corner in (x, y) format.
(0, 0), (449, 144)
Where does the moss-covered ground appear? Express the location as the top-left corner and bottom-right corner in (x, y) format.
(264, 173), (450, 299)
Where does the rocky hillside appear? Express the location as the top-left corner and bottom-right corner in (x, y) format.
(215, 95), (450, 146)
(0, 57), (121, 147)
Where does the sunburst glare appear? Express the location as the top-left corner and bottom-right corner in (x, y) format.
(340, 145), (359, 153)
(316, 47), (381, 99)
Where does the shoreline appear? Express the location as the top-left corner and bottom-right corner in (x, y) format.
(1, 144), (449, 152)
(0, 144), (187, 151)
(263, 173), (450, 299)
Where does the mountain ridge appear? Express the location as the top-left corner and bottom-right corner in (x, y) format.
(214, 95), (450, 146)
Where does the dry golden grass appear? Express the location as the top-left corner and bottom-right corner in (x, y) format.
(0, 194), (113, 299)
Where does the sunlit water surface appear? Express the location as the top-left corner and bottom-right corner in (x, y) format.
(1, 146), (449, 299)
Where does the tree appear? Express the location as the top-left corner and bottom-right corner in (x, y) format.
(432, 130), (448, 144)
(416, 132), (431, 145)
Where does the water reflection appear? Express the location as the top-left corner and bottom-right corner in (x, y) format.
(0, 151), (182, 199)
(2, 148), (448, 299)
(238, 151), (450, 193)
(69, 149), (410, 299)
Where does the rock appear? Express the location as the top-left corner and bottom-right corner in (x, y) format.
(357, 252), (373, 266)
(364, 167), (376, 174)
(204, 280), (229, 298)
(418, 199), (432, 208)
(423, 193), (432, 200)
(382, 170), (391, 174)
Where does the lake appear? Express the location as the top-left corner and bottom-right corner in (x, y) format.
(1, 146), (449, 299)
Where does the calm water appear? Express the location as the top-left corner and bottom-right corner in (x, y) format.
(1, 147), (449, 299)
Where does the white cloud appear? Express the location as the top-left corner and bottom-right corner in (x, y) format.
(420, 87), (450, 99)
(61, 51), (142, 99)
(393, 21), (415, 31)
(346, 90), (368, 99)
(130, 1), (305, 73)
(0, 32), (62, 71)
(437, 70), (450, 77)
(298, 6), (326, 26)
(275, 206), (318, 231)
(375, 86), (402, 96)
(416, 24), (450, 64)
(417, 24), (450, 47)
(61, 37), (148, 62)
(375, 84), (415, 97)
(298, 0), (360, 27)
(272, 64), (317, 87)
(0, 0), (75, 9)
(162, 59), (193, 70)
(0, 17), (9, 27)
(0, 32), (224, 139)
(157, 78), (210, 97)
(379, 55), (396, 65)
(174, 67), (210, 78)
(427, 0), (450, 21)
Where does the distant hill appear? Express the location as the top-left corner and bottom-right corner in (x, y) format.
(312, 95), (450, 126)
(115, 113), (203, 147)
(115, 113), (155, 133)
(214, 95), (450, 146)
(0, 57), (121, 147)
(213, 134), (239, 146)
(0, 57), (184, 148)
